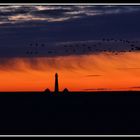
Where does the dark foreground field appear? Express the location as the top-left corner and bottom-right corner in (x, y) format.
(0, 91), (140, 135)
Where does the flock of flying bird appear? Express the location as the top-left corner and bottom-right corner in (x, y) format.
(24, 38), (140, 57)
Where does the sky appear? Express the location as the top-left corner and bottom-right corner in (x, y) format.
(0, 5), (140, 92)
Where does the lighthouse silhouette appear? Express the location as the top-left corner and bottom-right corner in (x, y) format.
(54, 73), (59, 93)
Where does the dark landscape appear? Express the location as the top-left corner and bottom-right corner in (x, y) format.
(0, 91), (140, 135)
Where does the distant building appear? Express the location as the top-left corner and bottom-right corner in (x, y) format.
(44, 73), (69, 94)
(44, 88), (51, 93)
(63, 88), (69, 93)
(54, 73), (59, 93)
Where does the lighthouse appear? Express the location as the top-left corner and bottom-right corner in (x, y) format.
(54, 73), (59, 93)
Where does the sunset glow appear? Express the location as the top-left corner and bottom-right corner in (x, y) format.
(0, 52), (140, 92)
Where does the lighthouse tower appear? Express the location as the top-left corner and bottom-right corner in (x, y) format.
(54, 73), (59, 93)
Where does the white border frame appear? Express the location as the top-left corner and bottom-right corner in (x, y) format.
(0, 3), (139, 137)
(0, 3), (140, 5)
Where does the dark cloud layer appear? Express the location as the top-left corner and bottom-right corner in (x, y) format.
(0, 5), (139, 59)
(0, 5), (139, 25)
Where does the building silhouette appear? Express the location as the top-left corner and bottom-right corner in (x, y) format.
(45, 88), (51, 93)
(55, 73), (59, 93)
(44, 73), (69, 94)
(63, 88), (69, 93)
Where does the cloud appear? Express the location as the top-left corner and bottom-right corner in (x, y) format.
(130, 86), (140, 89)
(0, 5), (140, 59)
(0, 5), (139, 26)
(84, 88), (110, 91)
(116, 68), (140, 70)
(0, 56), (94, 71)
(31, 9), (71, 17)
(86, 74), (103, 77)
(1, 6), (139, 42)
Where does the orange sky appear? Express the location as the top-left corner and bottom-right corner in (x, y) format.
(0, 52), (140, 92)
